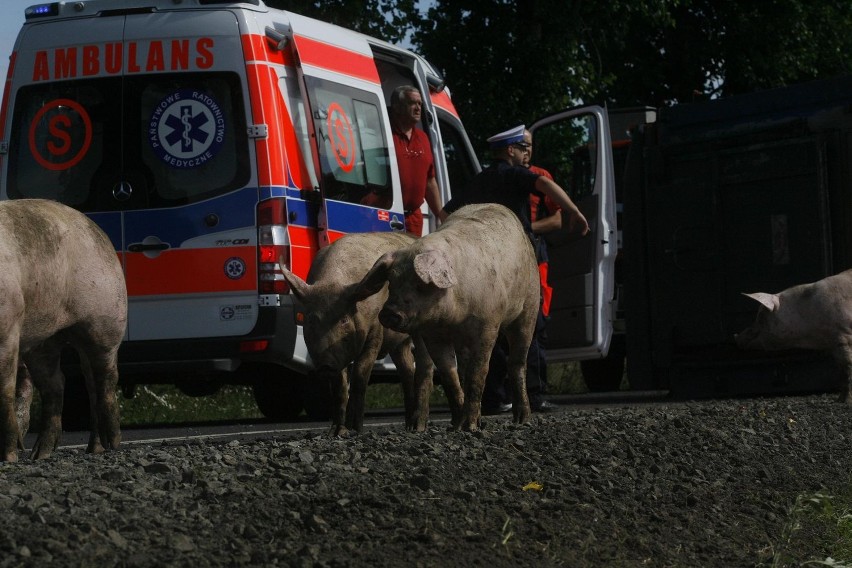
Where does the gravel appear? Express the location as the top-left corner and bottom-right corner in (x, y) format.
(1, 394), (851, 567)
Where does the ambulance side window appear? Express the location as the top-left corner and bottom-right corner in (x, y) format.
(304, 77), (391, 205)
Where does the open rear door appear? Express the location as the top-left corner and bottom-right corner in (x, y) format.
(288, 14), (404, 245)
(531, 106), (616, 361)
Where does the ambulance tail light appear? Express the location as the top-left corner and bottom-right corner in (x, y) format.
(257, 198), (290, 295)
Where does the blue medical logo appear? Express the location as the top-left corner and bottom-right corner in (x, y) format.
(149, 89), (226, 168)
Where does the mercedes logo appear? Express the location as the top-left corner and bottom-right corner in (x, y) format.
(112, 181), (133, 201)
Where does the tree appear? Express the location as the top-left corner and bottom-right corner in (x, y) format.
(264, 0), (417, 45)
(411, 0), (852, 155)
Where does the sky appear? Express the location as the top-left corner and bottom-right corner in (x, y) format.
(0, 0), (31, 81)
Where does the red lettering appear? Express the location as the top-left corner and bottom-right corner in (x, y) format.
(127, 42), (140, 73)
(146, 41), (165, 72)
(54, 47), (77, 79)
(171, 39), (189, 70)
(196, 37), (214, 69)
(33, 51), (49, 81)
(82, 45), (99, 76)
(104, 43), (122, 74)
(47, 114), (72, 155)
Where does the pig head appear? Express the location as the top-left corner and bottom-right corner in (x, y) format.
(355, 203), (541, 431)
(281, 231), (434, 436)
(736, 269), (852, 402)
(0, 199), (127, 461)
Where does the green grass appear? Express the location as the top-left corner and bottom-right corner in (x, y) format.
(766, 489), (852, 567)
(110, 362), (592, 425)
(118, 385), (263, 425)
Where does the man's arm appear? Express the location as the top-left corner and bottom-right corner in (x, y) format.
(535, 176), (589, 235)
(531, 210), (562, 234)
(425, 176), (448, 222)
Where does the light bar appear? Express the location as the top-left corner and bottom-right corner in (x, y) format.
(25, 3), (59, 19)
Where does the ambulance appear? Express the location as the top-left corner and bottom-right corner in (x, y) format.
(0, 0), (616, 421)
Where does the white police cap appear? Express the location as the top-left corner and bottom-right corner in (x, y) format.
(487, 124), (527, 149)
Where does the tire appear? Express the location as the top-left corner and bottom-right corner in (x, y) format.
(249, 364), (305, 422)
(581, 335), (626, 392)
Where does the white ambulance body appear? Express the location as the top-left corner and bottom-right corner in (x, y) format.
(0, 0), (616, 420)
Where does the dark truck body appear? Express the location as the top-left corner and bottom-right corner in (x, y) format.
(622, 75), (852, 396)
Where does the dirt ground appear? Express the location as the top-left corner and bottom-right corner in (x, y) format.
(1, 394), (851, 567)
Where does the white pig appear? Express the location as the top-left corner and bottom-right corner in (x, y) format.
(281, 231), (434, 436)
(354, 203), (540, 431)
(1, 199), (127, 461)
(735, 269), (852, 402)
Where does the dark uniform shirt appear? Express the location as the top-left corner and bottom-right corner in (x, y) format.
(444, 159), (542, 233)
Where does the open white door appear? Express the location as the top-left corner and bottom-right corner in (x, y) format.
(530, 105), (617, 361)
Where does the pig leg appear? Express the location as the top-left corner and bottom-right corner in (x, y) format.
(388, 338), (418, 430)
(79, 346), (122, 453)
(504, 318), (535, 425)
(410, 335), (434, 432)
(831, 343), (852, 404)
(0, 345), (21, 462)
(423, 336), (464, 429)
(325, 368), (350, 437)
(340, 328), (385, 436)
(15, 364), (33, 447)
(459, 329), (500, 432)
(24, 347), (65, 460)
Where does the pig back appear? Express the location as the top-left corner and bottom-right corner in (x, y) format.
(308, 231), (416, 285)
(0, 199), (127, 343)
(420, 203), (539, 316)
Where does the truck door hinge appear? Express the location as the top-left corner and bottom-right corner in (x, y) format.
(248, 124), (268, 139)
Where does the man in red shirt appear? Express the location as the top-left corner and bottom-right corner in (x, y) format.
(389, 85), (446, 236)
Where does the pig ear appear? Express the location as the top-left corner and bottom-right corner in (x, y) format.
(414, 250), (457, 289)
(353, 252), (395, 301)
(742, 292), (780, 312)
(280, 258), (311, 302)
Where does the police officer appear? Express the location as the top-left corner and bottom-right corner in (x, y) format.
(442, 124), (589, 412)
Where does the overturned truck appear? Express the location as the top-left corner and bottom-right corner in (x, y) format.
(620, 74), (852, 396)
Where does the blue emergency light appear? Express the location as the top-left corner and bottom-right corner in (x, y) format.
(25, 3), (60, 19)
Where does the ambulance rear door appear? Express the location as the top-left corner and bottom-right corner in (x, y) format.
(531, 106), (617, 361)
(4, 7), (255, 341)
(288, 14), (405, 245)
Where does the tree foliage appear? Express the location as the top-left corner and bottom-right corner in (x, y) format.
(265, 0), (852, 155)
(264, 0), (417, 44)
(411, 0), (852, 153)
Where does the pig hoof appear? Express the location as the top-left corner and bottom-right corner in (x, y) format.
(329, 425), (351, 438)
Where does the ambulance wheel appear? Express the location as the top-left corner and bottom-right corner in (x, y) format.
(300, 372), (332, 422)
(580, 335), (626, 392)
(251, 369), (304, 422)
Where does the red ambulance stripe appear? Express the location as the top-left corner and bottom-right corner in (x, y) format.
(293, 35), (379, 85)
(245, 62), (286, 186)
(288, 225), (318, 248)
(0, 52), (16, 142)
(125, 247), (257, 296)
(241, 34), (293, 67)
(430, 90), (459, 119)
(326, 229), (346, 244)
(289, 245), (315, 280)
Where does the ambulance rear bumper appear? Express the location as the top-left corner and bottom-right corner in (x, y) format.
(116, 303), (300, 379)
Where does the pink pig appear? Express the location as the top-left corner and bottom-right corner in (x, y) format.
(736, 269), (852, 403)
